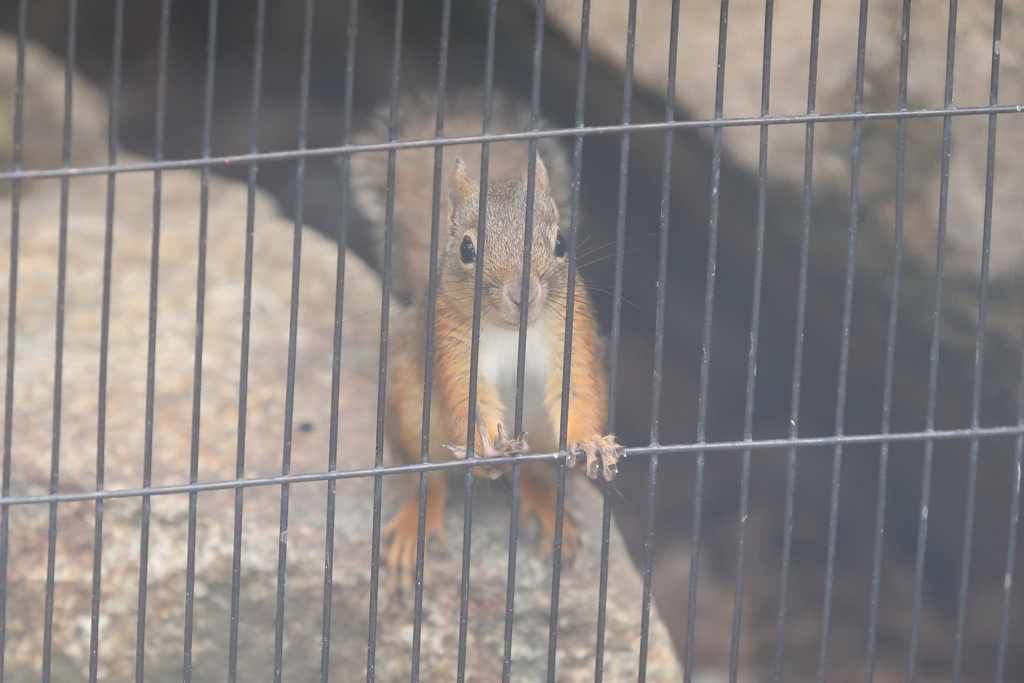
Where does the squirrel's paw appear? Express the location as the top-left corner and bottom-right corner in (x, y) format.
(567, 435), (624, 481)
(442, 403), (492, 460)
(443, 402), (528, 479)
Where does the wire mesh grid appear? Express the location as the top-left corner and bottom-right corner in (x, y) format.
(0, 0), (1021, 682)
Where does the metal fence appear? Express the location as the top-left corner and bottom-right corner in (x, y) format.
(0, 0), (1021, 682)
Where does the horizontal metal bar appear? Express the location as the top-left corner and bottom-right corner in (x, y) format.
(0, 104), (1021, 183)
(2, 424), (1022, 508)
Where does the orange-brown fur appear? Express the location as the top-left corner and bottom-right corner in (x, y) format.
(354, 92), (620, 586)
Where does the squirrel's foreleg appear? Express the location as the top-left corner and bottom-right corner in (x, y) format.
(434, 338), (525, 477)
(546, 288), (624, 481)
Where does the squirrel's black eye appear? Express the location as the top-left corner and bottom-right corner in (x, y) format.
(460, 235), (476, 264)
(554, 233), (567, 258)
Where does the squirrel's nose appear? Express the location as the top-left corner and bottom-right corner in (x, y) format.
(507, 282), (541, 310)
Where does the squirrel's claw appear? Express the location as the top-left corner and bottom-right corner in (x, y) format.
(442, 442), (467, 460)
(494, 422), (529, 454)
(494, 422), (511, 450)
(568, 435), (623, 482)
(443, 402), (529, 479)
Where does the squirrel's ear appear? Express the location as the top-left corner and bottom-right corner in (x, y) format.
(449, 157), (477, 211)
(532, 156), (550, 197)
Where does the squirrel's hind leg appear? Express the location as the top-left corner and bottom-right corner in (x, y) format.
(383, 472), (449, 589)
(519, 465), (581, 563)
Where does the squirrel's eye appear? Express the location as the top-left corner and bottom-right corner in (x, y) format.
(460, 236), (476, 264)
(554, 233), (567, 258)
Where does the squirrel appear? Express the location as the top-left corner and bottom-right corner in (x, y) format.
(351, 90), (623, 585)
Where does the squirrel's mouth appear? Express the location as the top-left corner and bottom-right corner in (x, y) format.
(498, 282), (547, 327)
(489, 306), (546, 330)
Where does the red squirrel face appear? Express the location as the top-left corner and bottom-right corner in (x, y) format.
(453, 221), (567, 329)
(445, 156), (568, 330)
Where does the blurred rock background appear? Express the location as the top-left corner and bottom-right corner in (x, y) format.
(1, 1), (1021, 682)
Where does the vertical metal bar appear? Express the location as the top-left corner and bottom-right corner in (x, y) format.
(136, 2), (173, 680)
(454, 2), (499, 680)
(0, 1), (24, 677)
(603, 7), (637, 444)
(512, 9), (546, 437)
(952, 2), (1002, 681)
(228, 0), (266, 679)
(89, 1), (125, 680)
(638, 0), (681, 680)
(773, 1), (821, 677)
(322, 1), (360, 681)
(865, 3), (912, 683)
(686, 0), (730, 681)
(730, 1), (774, 681)
(548, 2), (592, 680)
(647, 0), (682, 447)
(595, 1), (637, 680)
(43, 2), (79, 680)
(818, 1), (870, 679)
(367, 2), (405, 680)
(408, 2), (451, 680)
(995, 314), (1024, 683)
(0, 3), (25, 677)
(501, 2), (548, 679)
(183, 1), (220, 679)
(273, 2), (316, 681)
(907, 2), (957, 681)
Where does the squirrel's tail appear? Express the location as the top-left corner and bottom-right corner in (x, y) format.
(350, 89), (572, 303)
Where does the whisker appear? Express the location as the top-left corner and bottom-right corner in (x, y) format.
(576, 231), (657, 261)
(576, 246), (652, 270)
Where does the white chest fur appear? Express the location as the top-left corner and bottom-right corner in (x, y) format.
(478, 324), (556, 447)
